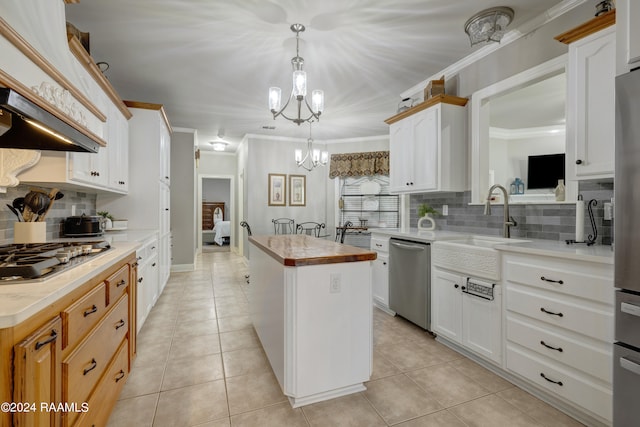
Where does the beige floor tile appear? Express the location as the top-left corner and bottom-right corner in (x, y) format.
(119, 363), (165, 400)
(448, 394), (540, 427)
(182, 288), (215, 301)
(370, 350), (401, 381)
(153, 380), (229, 427)
(169, 332), (221, 360)
(302, 393), (385, 427)
(179, 297), (217, 311)
(174, 318), (219, 337)
(133, 338), (171, 366)
(217, 315), (253, 333)
(226, 371), (287, 415)
(194, 417), (232, 426)
(230, 402), (308, 427)
(216, 303), (250, 318)
(497, 388), (585, 427)
(393, 409), (468, 427)
(107, 394), (158, 427)
(373, 324), (409, 347)
(406, 363), (491, 407)
(177, 306), (218, 324)
(376, 340), (448, 372)
(223, 347), (271, 378)
(219, 328), (261, 352)
(363, 374), (442, 425)
(449, 358), (513, 393)
(415, 338), (466, 361)
(161, 353), (224, 391)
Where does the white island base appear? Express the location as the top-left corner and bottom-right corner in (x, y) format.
(249, 235), (374, 408)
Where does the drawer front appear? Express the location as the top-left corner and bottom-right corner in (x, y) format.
(72, 339), (129, 427)
(62, 283), (107, 350)
(506, 316), (611, 383)
(505, 259), (613, 304)
(63, 295), (128, 407)
(106, 264), (130, 306)
(506, 345), (612, 422)
(506, 287), (613, 342)
(370, 237), (389, 253)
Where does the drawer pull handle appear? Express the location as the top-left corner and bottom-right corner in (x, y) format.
(115, 319), (126, 330)
(83, 305), (98, 317)
(540, 276), (563, 284)
(540, 340), (563, 352)
(540, 372), (563, 386)
(83, 359), (97, 375)
(620, 356), (640, 376)
(375, 243), (382, 247)
(115, 370), (126, 382)
(540, 307), (563, 317)
(621, 302), (640, 318)
(117, 279), (126, 287)
(138, 277), (144, 283)
(35, 330), (58, 350)
(454, 284), (459, 289)
(152, 262), (157, 267)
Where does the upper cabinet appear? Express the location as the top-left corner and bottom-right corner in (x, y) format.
(616, 0), (640, 75)
(557, 11), (616, 181)
(385, 95), (468, 194)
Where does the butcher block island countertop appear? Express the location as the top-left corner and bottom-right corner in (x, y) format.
(248, 234), (374, 408)
(248, 234), (377, 266)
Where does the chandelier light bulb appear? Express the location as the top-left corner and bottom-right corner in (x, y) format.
(312, 148), (320, 164)
(294, 149), (303, 163)
(312, 90), (324, 114)
(321, 151), (329, 165)
(293, 71), (307, 98)
(269, 87), (282, 112)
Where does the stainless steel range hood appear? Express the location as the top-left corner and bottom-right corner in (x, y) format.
(0, 88), (99, 153)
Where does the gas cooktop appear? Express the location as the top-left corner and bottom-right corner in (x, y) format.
(0, 240), (111, 283)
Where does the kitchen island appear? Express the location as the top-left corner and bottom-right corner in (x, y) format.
(248, 234), (376, 408)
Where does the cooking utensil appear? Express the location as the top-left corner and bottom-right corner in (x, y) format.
(36, 188), (63, 222)
(6, 204), (21, 221)
(12, 197), (25, 214)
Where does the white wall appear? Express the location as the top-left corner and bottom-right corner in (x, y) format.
(203, 179), (231, 218)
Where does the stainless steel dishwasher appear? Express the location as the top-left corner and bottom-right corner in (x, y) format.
(389, 238), (431, 330)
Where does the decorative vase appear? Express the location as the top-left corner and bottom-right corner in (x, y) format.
(417, 213), (436, 231)
(555, 179), (565, 201)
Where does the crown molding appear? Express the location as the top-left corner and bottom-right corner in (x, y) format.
(490, 125), (566, 140)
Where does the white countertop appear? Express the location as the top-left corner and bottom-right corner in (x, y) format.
(369, 228), (614, 264)
(0, 231), (157, 329)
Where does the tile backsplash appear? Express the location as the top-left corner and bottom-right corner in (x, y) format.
(0, 185), (97, 243)
(410, 179), (614, 245)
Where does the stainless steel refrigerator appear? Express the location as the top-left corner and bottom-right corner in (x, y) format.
(614, 67), (640, 427)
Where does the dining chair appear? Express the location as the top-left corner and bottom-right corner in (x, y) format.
(336, 221), (353, 244)
(296, 222), (326, 237)
(272, 218), (295, 234)
(240, 221), (252, 283)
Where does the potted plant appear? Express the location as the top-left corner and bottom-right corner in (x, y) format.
(417, 203), (439, 230)
(97, 211), (114, 230)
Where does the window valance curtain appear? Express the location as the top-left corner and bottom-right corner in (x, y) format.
(328, 151), (389, 179)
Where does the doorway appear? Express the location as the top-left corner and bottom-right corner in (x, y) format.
(198, 174), (234, 253)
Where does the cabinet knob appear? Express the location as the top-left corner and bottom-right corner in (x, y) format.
(382, 262), (387, 265)
(575, 159), (583, 165)
(454, 284), (459, 288)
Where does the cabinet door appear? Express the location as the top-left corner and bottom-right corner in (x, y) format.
(567, 28), (616, 179)
(412, 106), (439, 191)
(389, 121), (413, 193)
(462, 288), (502, 364)
(431, 268), (462, 342)
(14, 316), (62, 427)
(627, 0), (640, 65)
(372, 254), (389, 309)
(70, 149), (109, 187)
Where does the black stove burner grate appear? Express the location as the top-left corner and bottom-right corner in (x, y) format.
(0, 241), (111, 280)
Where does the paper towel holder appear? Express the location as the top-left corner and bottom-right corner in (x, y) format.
(565, 197), (598, 245)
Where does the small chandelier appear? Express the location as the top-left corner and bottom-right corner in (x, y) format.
(464, 7), (514, 47)
(269, 23), (324, 125)
(209, 130), (229, 151)
(295, 121), (328, 171)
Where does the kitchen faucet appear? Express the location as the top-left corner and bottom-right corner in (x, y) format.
(484, 184), (517, 238)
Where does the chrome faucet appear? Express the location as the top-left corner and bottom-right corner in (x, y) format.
(484, 184), (517, 238)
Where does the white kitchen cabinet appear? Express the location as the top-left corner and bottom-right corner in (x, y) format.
(386, 96), (467, 194)
(503, 252), (613, 425)
(565, 25), (616, 180)
(431, 266), (502, 364)
(135, 234), (159, 333)
(370, 235), (394, 314)
(616, 0), (640, 74)
(97, 102), (172, 293)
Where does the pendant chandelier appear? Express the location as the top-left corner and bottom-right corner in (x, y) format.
(464, 7), (514, 47)
(269, 24), (324, 125)
(295, 121), (328, 171)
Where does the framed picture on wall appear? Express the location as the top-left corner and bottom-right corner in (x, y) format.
(289, 174), (306, 207)
(268, 173), (286, 206)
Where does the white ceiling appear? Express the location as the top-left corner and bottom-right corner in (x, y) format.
(65, 0), (567, 152)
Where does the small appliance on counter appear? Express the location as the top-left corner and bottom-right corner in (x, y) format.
(63, 214), (104, 237)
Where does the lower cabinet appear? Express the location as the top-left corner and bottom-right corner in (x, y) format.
(370, 235), (393, 314)
(431, 266), (502, 364)
(2, 254), (137, 427)
(503, 252), (613, 425)
(136, 235), (160, 333)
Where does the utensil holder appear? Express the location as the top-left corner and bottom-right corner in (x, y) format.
(14, 222), (46, 243)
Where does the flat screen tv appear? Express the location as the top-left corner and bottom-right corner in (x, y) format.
(527, 153), (565, 189)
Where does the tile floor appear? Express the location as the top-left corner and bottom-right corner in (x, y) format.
(106, 250), (585, 427)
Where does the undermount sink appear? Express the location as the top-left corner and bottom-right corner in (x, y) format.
(432, 236), (529, 281)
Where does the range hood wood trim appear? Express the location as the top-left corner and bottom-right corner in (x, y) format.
(0, 17), (106, 123)
(0, 70), (107, 147)
(554, 9), (615, 45)
(384, 94), (468, 125)
(68, 35), (132, 120)
(123, 100), (173, 134)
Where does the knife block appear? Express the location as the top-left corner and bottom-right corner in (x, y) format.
(14, 222), (46, 244)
